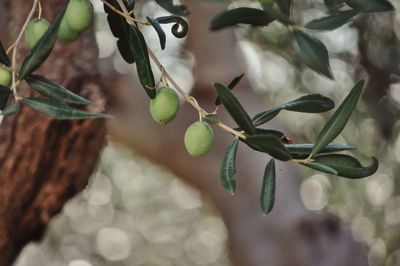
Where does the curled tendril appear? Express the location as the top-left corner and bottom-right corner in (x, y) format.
(156, 15), (189, 39)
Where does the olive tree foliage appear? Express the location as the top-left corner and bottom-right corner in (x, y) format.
(0, 0), (395, 214)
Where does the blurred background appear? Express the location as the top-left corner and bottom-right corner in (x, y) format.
(14, 0), (400, 265)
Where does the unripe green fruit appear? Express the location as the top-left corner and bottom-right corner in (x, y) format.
(59, 17), (80, 43)
(0, 66), (12, 88)
(25, 19), (50, 48)
(65, 0), (94, 33)
(184, 121), (214, 157)
(150, 87), (180, 124)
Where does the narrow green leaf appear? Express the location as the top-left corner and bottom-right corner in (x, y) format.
(129, 25), (156, 98)
(324, 0), (345, 9)
(210, 8), (275, 30)
(215, 73), (245, 106)
(220, 139), (239, 194)
(311, 80), (364, 155)
(294, 30), (333, 79)
(345, 0), (394, 12)
(147, 17), (166, 50)
(253, 94), (335, 126)
(0, 85), (11, 110)
(22, 97), (112, 120)
(245, 134), (292, 161)
(156, 16), (189, 39)
(25, 75), (92, 105)
(213, 82), (256, 135)
(305, 10), (359, 31)
(312, 154), (379, 178)
(301, 162), (339, 175)
(286, 143), (355, 156)
(0, 101), (20, 116)
(260, 159), (276, 215)
(0, 41), (11, 66)
(19, 10), (65, 80)
(154, 0), (190, 16)
(276, 0), (292, 16)
(255, 128), (285, 139)
(262, 5), (295, 25)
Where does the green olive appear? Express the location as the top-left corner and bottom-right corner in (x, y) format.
(184, 121), (214, 157)
(24, 19), (50, 48)
(65, 0), (94, 33)
(58, 17), (80, 43)
(0, 66), (12, 88)
(150, 87), (180, 125)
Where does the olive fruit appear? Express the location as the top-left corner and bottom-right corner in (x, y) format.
(25, 19), (50, 48)
(0, 66), (12, 87)
(184, 121), (214, 157)
(65, 0), (94, 33)
(58, 17), (80, 43)
(150, 87), (180, 125)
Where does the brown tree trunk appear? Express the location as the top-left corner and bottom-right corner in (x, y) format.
(0, 1), (106, 265)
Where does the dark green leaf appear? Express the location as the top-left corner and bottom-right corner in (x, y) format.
(154, 0), (190, 16)
(276, 0), (292, 16)
(255, 128), (285, 139)
(305, 10), (359, 30)
(286, 143), (355, 157)
(324, 0), (345, 9)
(147, 17), (166, 50)
(210, 8), (275, 30)
(253, 94), (335, 126)
(18, 10), (65, 80)
(220, 139), (239, 194)
(262, 5), (295, 25)
(215, 73), (245, 106)
(129, 25), (156, 98)
(25, 75), (93, 105)
(156, 16), (189, 39)
(245, 134), (292, 161)
(312, 154), (378, 178)
(301, 162), (338, 175)
(311, 80), (363, 155)
(213, 82), (256, 135)
(294, 30), (333, 79)
(22, 97), (112, 120)
(0, 85), (11, 110)
(104, 1), (135, 63)
(260, 158), (276, 215)
(203, 114), (219, 124)
(345, 0), (394, 12)
(0, 41), (11, 66)
(0, 101), (20, 116)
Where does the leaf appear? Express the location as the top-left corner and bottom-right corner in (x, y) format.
(0, 101), (20, 116)
(213, 82), (256, 135)
(262, 5), (295, 25)
(286, 143), (355, 158)
(260, 159), (276, 215)
(25, 75), (93, 105)
(22, 97), (112, 120)
(301, 162), (338, 175)
(147, 17), (166, 50)
(215, 73), (245, 106)
(276, 0), (292, 16)
(294, 30), (333, 79)
(0, 41), (11, 66)
(245, 134), (292, 161)
(129, 25), (156, 98)
(0, 85), (11, 110)
(344, 0), (394, 12)
(103, 1), (135, 63)
(220, 139), (239, 194)
(203, 114), (219, 124)
(154, 0), (190, 16)
(253, 94), (335, 126)
(156, 16), (189, 39)
(210, 7), (275, 30)
(18, 10), (65, 80)
(311, 80), (363, 155)
(305, 10), (359, 31)
(311, 154), (379, 178)
(324, 0), (345, 9)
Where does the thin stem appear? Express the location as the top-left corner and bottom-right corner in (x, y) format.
(11, 0), (39, 99)
(38, 0), (42, 20)
(6, 43), (16, 55)
(217, 122), (246, 140)
(107, 0), (149, 25)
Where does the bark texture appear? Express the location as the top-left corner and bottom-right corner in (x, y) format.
(0, 1), (106, 265)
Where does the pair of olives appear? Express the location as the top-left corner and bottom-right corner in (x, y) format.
(25, 0), (93, 48)
(150, 87), (214, 157)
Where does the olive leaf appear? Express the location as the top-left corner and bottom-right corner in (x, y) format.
(215, 73), (245, 106)
(245, 134), (292, 161)
(156, 16), (189, 39)
(19, 10), (65, 80)
(344, 0), (394, 12)
(311, 80), (363, 156)
(286, 143), (355, 159)
(276, 0), (292, 16)
(262, 4), (295, 25)
(0, 101), (20, 116)
(260, 158), (276, 215)
(305, 10), (359, 31)
(301, 161), (338, 175)
(153, 0), (190, 16)
(220, 139), (239, 194)
(0, 85), (11, 110)
(147, 17), (166, 50)
(0, 41), (11, 66)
